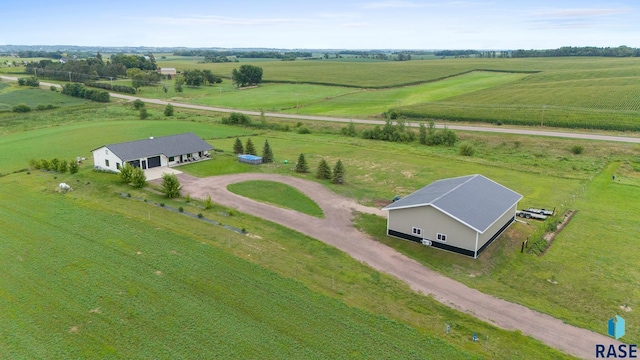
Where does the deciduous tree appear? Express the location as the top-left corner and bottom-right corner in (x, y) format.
(231, 65), (263, 87)
(161, 173), (181, 198)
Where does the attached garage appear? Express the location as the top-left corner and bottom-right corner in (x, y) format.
(147, 156), (161, 169)
(382, 174), (522, 259)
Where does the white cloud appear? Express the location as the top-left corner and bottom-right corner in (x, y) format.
(340, 22), (370, 28)
(534, 7), (630, 18)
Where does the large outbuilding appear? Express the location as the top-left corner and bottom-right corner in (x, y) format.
(92, 132), (213, 173)
(382, 174), (522, 258)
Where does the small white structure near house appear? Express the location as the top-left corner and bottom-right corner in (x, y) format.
(382, 174), (522, 258)
(91, 132), (213, 173)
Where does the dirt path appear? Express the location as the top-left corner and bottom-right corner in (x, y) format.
(180, 173), (618, 359)
(2, 75), (640, 144)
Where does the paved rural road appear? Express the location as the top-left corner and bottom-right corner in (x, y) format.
(2, 75), (640, 144)
(179, 172), (621, 360)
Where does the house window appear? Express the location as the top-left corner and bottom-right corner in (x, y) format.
(437, 233), (447, 242)
(412, 227), (422, 236)
(105, 149), (109, 155)
(116, 163), (121, 169)
(169, 156), (174, 162)
(105, 159), (110, 167)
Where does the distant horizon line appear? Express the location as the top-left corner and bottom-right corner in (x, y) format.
(1, 44), (637, 52)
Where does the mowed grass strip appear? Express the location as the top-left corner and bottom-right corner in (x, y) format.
(228, 180), (324, 218)
(0, 173), (468, 359)
(0, 169), (572, 359)
(0, 87), (89, 111)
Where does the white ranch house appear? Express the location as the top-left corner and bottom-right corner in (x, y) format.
(92, 133), (213, 173)
(383, 174), (522, 258)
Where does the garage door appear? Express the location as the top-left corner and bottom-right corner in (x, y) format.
(147, 156), (161, 168)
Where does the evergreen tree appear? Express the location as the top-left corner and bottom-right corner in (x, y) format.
(245, 138), (256, 155)
(262, 140), (274, 163)
(233, 137), (244, 154)
(295, 153), (309, 173)
(332, 159), (346, 184)
(316, 159), (332, 179)
(164, 103), (174, 116)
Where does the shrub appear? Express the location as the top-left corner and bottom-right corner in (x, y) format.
(204, 194), (213, 209)
(332, 159), (346, 184)
(197, 213), (204, 218)
(297, 126), (311, 134)
(186, 194), (191, 203)
(295, 153), (309, 173)
(50, 158), (60, 171)
(139, 108), (149, 119)
(161, 173), (181, 198)
(12, 103), (31, 113)
(28, 159), (40, 169)
(459, 142), (475, 156)
(571, 145), (584, 154)
(119, 163), (134, 184)
(222, 112), (251, 125)
(131, 167), (147, 188)
(316, 159), (332, 180)
(160, 203), (165, 207)
(18, 76), (39, 87)
(341, 121), (358, 137)
(40, 159), (49, 170)
(178, 206), (184, 213)
(35, 104), (47, 111)
(69, 160), (79, 174)
(50, 85), (57, 92)
(164, 103), (174, 116)
(58, 159), (68, 173)
(132, 99), (145, 110)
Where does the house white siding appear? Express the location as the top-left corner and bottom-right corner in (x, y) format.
(92, 146), (124, 172)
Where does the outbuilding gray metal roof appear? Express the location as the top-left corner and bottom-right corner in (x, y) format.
(96, 133), (213, 161)
(383, 174), (522, 233)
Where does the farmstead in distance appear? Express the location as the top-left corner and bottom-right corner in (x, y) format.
(383, 174), (522, 258)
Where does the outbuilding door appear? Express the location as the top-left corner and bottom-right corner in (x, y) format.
(147, 156), (161, 168)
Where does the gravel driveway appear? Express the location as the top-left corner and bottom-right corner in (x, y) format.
(180, 172), (616, 359)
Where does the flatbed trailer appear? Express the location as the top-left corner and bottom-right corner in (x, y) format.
(516, 210), (547, 220)
(527, 207), (554, 216)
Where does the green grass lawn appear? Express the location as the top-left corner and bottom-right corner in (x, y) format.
(0, 166), (569, 359)
(228, 180), (324, 218)
(0, 86), (89, 111)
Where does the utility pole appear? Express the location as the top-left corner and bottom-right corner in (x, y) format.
(109, 76), (113, 88)
(541, 105), (546, 127)
(68, 71), (72, 83)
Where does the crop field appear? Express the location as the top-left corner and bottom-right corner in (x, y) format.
(152, 56), (640, 130)
(0, 158), (570, 359)
(228, 180), (325, 218)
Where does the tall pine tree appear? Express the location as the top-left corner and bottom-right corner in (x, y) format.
(262, 140), (274, 163)
(316, 159), (332, 179)
(245, 138), (256, 155)
(332, 159), (346, 184)
(295, 153), (309, 173)
(233, 137), (244, 154)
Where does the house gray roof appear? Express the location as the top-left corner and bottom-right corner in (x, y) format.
(383, 174), (522, 233)
(95, 133), (213, 161)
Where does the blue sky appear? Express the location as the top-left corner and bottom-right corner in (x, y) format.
(2, 0), (639, 49)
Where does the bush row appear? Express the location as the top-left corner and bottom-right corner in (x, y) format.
(29, 158), (79, 174)
(84, 81), (136, 94)
(61, 83), (110, 102)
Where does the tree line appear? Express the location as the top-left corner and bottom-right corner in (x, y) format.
(174, 50), (312, 59)
(511, 46), (640, 58)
